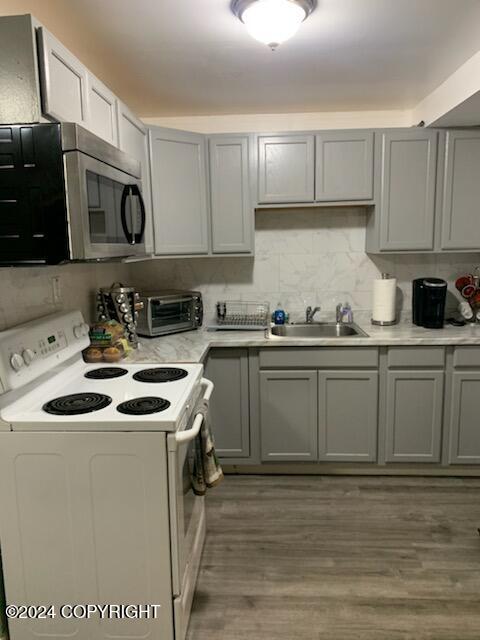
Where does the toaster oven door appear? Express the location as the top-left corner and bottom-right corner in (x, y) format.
(148, 297), (196, 335)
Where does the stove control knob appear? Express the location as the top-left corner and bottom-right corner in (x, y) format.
(22, 349), (36, 365)
(10, 353), (25, 371)
(74, 323), (90, 339)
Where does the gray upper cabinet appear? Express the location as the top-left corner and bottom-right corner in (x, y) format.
(260, 370), (318, 461)
(449, 372), (480, 464)
(257, 134), (315, 203)
(439, 130), (480, 251)
(149, 127), (209, 255)
(315, 130), (374, 201)
(385, 371), (444, 463)
(85, 73), (118, 146)
(318, 371), (378, 462)
(37, 27), (89, 126)
(117, 102), (154, 253)
(209, 135), (254, 254)
(205, 349), (250, 459)
(367, 129), (438, 252)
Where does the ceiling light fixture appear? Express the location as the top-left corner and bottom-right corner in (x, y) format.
(232, 0), (316, 50)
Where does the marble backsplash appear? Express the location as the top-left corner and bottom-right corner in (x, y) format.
(131, 208), (480, 325)
(0, 262), (129, 330)
(0, 208), (477, 331)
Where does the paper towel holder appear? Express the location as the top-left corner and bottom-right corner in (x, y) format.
(371, 273), (398, 326)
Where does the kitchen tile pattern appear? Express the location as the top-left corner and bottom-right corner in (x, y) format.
(1, 208), (478, 331)
(0, 262), (130, 330)
(132, 208), (480, 324)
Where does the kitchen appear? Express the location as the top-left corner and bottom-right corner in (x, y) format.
(0, 1), (480, 639)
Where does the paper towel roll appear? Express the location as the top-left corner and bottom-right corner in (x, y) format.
(372, 274), (397, 324)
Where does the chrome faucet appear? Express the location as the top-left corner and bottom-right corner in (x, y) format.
(305, 305), (321, 323)
(336, 303), (343, 324)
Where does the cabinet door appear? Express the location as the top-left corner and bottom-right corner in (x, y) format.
(315, 131), (374, 201)
(378, 130), (437, 251)
(440, 130), (480, 250)
(260, 370), (317, 461)
(385, 371), (444, 462)
(318, 371), (378, 462)
(149, 127), (209, 255)
(257, 135), (314, 203)
(117, 102), (153, 253)
(86, 73), (118, 146)
(209, 135), (253, 254)
(449, 372), (480, 464)
(205, 349), (250, 458)
(37, 27), (88, 125)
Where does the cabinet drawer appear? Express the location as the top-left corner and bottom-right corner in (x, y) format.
(259, 347), (378, 369)
(387, 347), (445, 368)
(453, 346), (480, 368)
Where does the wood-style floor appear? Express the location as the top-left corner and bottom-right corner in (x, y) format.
(187, 475), (480, 640)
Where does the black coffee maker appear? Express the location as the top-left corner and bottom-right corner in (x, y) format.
(412, 278), (447, 328)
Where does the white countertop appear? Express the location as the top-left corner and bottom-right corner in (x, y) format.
(129, 322), (480, 364)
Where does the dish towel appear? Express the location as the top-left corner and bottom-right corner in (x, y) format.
(192, 398), (224, 496)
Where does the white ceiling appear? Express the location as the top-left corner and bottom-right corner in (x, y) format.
(2, 0), (480, 117)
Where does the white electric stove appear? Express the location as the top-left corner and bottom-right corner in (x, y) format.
(0, 310), (212, 640)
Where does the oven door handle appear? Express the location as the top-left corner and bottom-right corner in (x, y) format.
(175, 378), (214, 444)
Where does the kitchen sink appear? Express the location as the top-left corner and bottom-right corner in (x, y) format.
(270, 322), (369, 338)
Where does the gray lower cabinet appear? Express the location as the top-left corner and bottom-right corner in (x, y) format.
(318, 371), (378, 462)
(449, 372), (480, 464)
(257, 134), (315, 203)
(260, 370), (318, 461)
(149, 126), (209, 255)
(385, 371), (444, 462)
(209, 135), (254, 254)
(315, 130), (374, 202)
(439, 130), (480, 251)
(205, 349), (250, 458)
(367, 129), (438, 252)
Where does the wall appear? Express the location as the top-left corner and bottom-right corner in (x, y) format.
(1, 211), (476, 331)
(143, 110), (412, 134)
(0, 262), (129, 330)
(130, 208), (479, 325)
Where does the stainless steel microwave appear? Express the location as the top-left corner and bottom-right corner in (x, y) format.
(0, 123), (147, 265)
(137, 291), (203, 337)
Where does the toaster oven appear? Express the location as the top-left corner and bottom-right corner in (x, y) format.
(137, 291), (203, 337)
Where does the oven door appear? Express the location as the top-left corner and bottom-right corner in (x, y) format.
(148, 296), (196, 336)
(63, 151), (147, 260)
(167, 378), (213, 640)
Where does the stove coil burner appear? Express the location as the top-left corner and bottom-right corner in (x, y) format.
(133, 367), (188, 383)
(85, 367), (129, 380)
(43, 393), (112, 415)
(116, 397), (171, 415)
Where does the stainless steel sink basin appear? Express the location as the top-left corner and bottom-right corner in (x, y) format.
(270, 322), (369, 338)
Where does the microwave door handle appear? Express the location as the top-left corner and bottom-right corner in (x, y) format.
(129, 193), (136, 245)
(131, 184), (146, 244)
(120, 185), (134, 244)
(175, 379), (214, 444)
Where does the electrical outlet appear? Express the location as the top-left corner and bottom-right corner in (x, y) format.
(51, 276), (62, 304)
